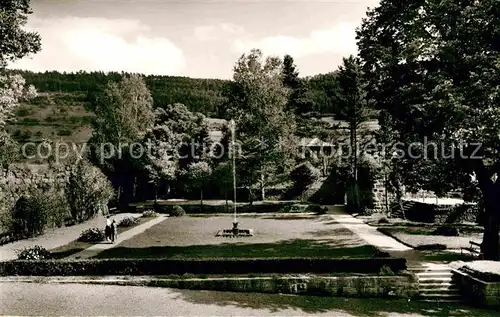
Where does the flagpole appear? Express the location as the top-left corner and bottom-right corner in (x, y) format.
(231, 119), (237, 226)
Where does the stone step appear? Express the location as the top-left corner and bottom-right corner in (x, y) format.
(419, 288), (460, 294)
(409, 267), (452, 273)
(418, 298), (463, 303)
(417, 277), (453, 283)
(417, 282), (456, 289)
(416, 271), (453, 276)
(418, 294), (462, 300)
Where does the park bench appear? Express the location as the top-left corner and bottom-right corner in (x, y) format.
(461, 240), (483, 259)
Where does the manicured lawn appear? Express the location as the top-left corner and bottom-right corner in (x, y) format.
(50, 216), (152, 259)
(95, 215), (382, 259)
(377, 226), (482, 249)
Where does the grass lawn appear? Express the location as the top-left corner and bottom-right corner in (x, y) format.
(377, 226), (482, 249)
(95, 214), (382, 259)
(50, 216), (152, 259)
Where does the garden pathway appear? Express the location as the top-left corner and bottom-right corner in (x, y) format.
(65, 215), (168, 259)
(327, 207), (412, 252)
(0, 213), (140, 261)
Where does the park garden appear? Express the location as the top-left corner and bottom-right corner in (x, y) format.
(0, 0), (499, 310)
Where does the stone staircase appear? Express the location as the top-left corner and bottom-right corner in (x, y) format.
(390, 200), (416, 219)
(408, 263), (462, 302)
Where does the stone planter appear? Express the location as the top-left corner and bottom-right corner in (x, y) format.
(453, 269), (500, 307)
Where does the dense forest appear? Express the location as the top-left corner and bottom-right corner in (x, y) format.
(8, 70), (347, 118)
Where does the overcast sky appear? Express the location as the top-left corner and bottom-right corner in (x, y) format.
(9, 0), (380, 79)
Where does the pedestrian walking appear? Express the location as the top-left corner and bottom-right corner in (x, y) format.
(111, 219), (117, 243)
(105, 216), (111, 242)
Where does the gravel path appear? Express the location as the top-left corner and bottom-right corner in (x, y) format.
(1, 283), (496, 316)
(0, 213), (140, 261)
(327, 207), (412, 252)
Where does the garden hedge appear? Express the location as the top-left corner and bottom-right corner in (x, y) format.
(141, 202), (324, 214)
(0, 257), (406, 276)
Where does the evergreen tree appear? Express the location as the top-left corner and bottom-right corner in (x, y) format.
(336, 55), (371, 213)
(282, 55), (315, 115)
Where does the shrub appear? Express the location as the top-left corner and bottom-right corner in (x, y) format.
(142, 210), (159, 218)
(11, 196), (49, 238)
(20, 118), (39, 125)
(379, 265), (395, 276)
(0, 258), (407, 276)
(16, 246), (52, 260)
(0, 203), (14, 236)
(170, 205), (186, 217)
(415, 244), (447, 251)
(66, 159), (114, 223)
(118, 216), (138, 227)
(31, 95), (52, 105)
(57, 129), (71, 136)
(432, 226), (460, 236)
(290, 162), (321, 191)
(78, 228), (105, 243)
(378, 218), (389, 224)
(16, 108), (31, 117)
(38, 185), (70, 228)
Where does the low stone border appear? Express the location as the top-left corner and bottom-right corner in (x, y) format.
(0, 274), (419, 299)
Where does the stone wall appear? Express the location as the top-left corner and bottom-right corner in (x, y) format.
(402, 201), (479, 224)
(454, 269), (500, 307)
(91, 275), (419, 299)
(372, 178), (394, 212)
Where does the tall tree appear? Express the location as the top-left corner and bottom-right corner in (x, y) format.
(282, 54), (315, 114)
(226, 49), (296, 200)
(0, 0), (39, 166)
(65, 157), (114, 223)
(357, 0), (500, 259)
(336, 55), (371, 213)
(139, 122), (180, 201)
(0, 0), (41, 69)
(89, 74), (154, 206)
(184, 161), (212, 209)
(137, 104), (212, 200)
(91, 74), (154, 146)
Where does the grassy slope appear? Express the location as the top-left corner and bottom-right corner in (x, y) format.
(7, 92), (93, 162)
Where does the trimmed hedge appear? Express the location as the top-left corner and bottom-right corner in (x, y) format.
(0, 257), (406, 276)
(149, 202), (324, 214)
(414, 244), (447, 251)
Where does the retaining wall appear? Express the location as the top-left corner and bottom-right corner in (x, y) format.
(66, 274), (419, 299)
(453, 269), (500, 307)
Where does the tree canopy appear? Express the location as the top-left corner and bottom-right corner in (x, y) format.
(357, 0), (500, 259)
(0, 0), (41, 69)
(225, 49), (297, 199)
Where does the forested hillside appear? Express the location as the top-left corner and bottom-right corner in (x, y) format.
(9, 70), (345, 117)
(12, 70), (230, 117)
(6, 69), (365, 159)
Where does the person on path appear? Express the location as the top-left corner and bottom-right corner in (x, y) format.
(105, 216), (111, 242)
(111, 219), (117, 243)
